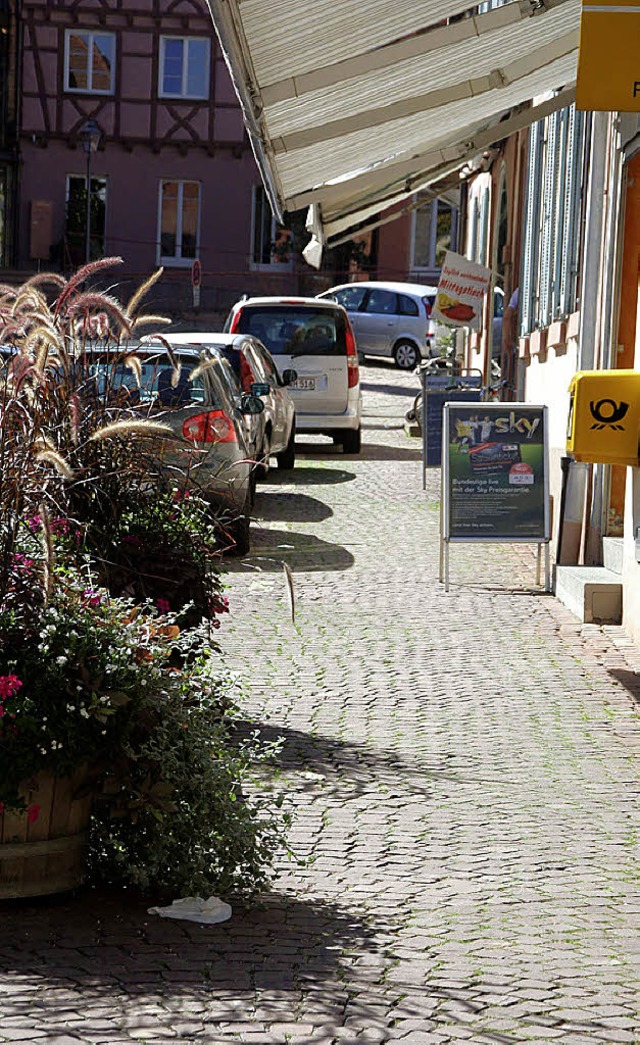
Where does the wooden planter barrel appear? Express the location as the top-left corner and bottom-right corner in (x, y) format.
(0, 767), (92, 899)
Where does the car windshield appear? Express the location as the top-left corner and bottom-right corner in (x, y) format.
(234, 306), (346, 356)
(88, 355), (212, 408)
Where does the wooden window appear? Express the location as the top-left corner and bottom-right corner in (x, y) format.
(64, 31), (115, 94)
(158, 180), (200, 266)
(159, 37), (210, 99)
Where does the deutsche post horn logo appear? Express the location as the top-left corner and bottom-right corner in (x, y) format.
(589, 398), (629, 431)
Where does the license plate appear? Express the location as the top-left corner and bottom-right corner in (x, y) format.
(292, 378), (316, 391)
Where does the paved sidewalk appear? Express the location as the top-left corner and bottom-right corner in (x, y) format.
(1, 362), (640, 1044)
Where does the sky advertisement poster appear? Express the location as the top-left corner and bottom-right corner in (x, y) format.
(443, 403), (549, 542)
(432, 251), (492, 331)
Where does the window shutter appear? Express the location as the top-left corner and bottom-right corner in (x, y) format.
(561, 109), (588, 315)
(520, 119), (543, 336)
(539, 110), (562, 329)
(550, 107), (570, 320)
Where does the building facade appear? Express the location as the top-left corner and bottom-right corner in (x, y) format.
(16, 0), (299, 318)
(462, 99), (640, 646)
(0, 0), (20, 268)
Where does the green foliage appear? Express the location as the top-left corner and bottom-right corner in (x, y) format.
(0, 262), (289, 896)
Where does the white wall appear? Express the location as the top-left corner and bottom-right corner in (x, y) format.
(524, 338), (579, 541)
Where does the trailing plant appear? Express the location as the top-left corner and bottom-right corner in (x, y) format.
(0, 263), (289, 896)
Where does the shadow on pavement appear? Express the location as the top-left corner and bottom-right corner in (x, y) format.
(0, 888), (377, 1000)
(360, 380), (416, 398)
(228, 528), (354, 573)
(233, 720), (462, 799)
(359, 442), (422, 461)
(267, 465), (356, 485)
(608, 668), (640, 707)
(254, 491), (333, 524)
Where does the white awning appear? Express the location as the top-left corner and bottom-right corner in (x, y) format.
(207, 0), (580, 255)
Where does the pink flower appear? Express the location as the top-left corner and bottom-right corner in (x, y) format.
(0, 675), (22, 700)
(27, 514), (42, 532)
(156, 598), (171, 614)
(27, 804), (40, 824)
(11, 553), (35, 572)
(82, 589), (103, 607)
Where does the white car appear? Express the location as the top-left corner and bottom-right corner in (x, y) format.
(317, 280), (438, 369)
(224, 296), (362, 453)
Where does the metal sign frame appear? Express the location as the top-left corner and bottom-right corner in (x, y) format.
(439, 401), (551, 592)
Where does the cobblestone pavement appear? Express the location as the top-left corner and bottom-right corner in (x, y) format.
(2, 361), (640, 1044)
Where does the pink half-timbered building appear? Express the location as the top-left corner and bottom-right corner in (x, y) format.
(18, 0), (299, 318)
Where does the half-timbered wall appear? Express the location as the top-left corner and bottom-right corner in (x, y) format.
(17, 0), (299, 312)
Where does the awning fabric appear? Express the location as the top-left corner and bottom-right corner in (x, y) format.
(207, 0), (580, 258)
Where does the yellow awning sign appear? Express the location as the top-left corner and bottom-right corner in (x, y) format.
(576, 0), (640, 111)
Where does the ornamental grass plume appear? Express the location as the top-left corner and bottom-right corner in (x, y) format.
(0, 261), (291, 896)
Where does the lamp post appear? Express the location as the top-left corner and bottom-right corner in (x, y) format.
(79, 118), (102, 264)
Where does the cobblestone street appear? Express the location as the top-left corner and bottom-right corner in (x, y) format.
(1, 362), (640, 1044)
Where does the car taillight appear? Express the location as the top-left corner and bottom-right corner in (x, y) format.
(345, 317), (359, 388)
(182, 410), (237, 443)
(229, 309), (241, 333)
(422, 296), (433, 317)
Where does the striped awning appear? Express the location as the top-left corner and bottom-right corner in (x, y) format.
(206, 0), (580, 260)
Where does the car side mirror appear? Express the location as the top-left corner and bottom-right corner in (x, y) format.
(250, 381), (270, 397)
(281, 369), (297, 386)
(240, 393), (265, 415)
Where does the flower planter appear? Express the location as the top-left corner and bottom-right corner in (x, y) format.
(0, 768), (92, 899)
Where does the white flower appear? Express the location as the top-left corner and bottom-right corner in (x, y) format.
(56, 655), (68, 667)
(80, 708), (90, 719)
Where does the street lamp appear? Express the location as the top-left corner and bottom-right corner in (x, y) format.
(79, 118), (102, 264)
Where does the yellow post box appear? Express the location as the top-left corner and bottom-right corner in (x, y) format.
(567, 370), (640, 465)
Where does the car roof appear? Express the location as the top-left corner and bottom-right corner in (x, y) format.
(164, 332), (239, 346)
(232, 296), (344, 310)
(321, 280), (439, 297)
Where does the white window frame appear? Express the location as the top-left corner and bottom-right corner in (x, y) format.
(158, 36), (210, 100)
(64, 30), (115, 95)
(250, 185), (293, 270)
(157, 180), (201, 267)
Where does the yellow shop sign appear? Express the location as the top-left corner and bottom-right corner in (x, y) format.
(577, 0), (640, 111)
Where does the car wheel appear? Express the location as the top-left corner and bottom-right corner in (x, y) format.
(276, 423), (296, 470)
(394, 340), (420, 369)
(340, 427), (362, 454)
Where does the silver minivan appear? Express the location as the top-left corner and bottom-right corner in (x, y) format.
(317, 280), (438, 369)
